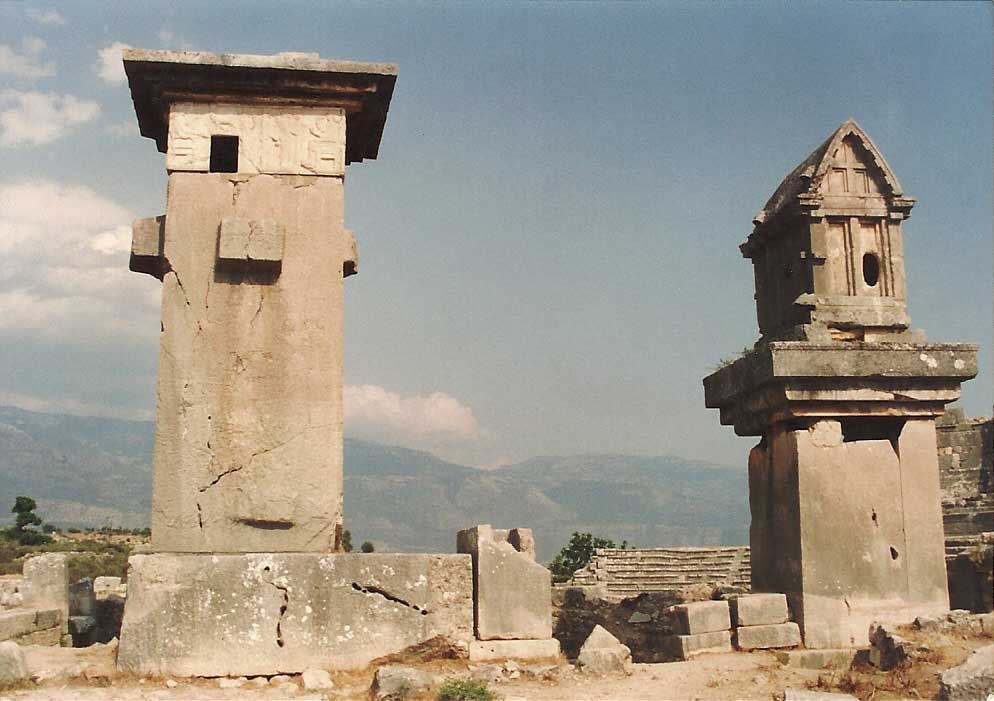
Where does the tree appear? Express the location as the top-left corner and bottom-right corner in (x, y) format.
(9, 496), (51, 545)
(548, 531), (624, 584)
(341, 529), (353, 553)
(360, 541), (375, 553)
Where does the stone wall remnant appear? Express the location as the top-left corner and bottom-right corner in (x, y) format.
(704, 119), (978, 649)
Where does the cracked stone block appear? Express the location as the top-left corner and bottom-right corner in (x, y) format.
(457, 524), (552, 640)
(149, 174), (352, 554)
(730, 593), (789, 627)
(668, 600), (730, 635)
(117, 552), (473, 676)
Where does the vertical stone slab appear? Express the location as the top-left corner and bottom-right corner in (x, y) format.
(457, 525), (553, 641)
(896, 419), (949, 612)
(20, 554), (68, 634)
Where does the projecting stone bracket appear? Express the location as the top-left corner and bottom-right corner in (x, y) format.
(217, 217), (286, 269)
(130, 215), (166, 280)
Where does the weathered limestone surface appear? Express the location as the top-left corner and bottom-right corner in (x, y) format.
(668, 600), (730, 635)
(663, 630), (732, 659)
(148, 173), (350, 553)
(730, 593), (788, 626)
(117, 553), (473, 676)
(467, 639), (561, 662)
(735, 622), (801, 650)
(167, 103), (346, 176)
(20, 554), (68, 634)
(0, 610), (61, 642)
(457, 525), (552, 641)
(576, 625), (633, 675)
(939, 644), (994, 701)
(703, 120), (977, 650)
(0, 641), (28, 683)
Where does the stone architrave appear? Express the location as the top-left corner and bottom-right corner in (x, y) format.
(457, 525), (553, 641)
(703, 120), (978, 649)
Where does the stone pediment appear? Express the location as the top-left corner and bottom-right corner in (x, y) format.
(751, 119), (910, 232)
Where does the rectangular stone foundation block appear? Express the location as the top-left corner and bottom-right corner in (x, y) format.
(118, 553), (472, 676)
(775, 649), (859, 670)
(664, 630), (732, 660)
(735, 622), (801, 650)
(730, 593), (789, 627)
(668, 600), (730, 635)
(468, 639), (561, 662)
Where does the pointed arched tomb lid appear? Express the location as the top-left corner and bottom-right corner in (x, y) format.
(753, 119), (905, 227)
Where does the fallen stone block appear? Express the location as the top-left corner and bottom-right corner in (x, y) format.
(736, 622), (801, 650)
(371, 665), (435, 701)
(0, 641), (28, 683)
(577, 625), (633, 675)
(663, 630), (732, 660)
(668, 600), (730, 635)
(468, 639), (561, 662)
(730, 593), (789, 627)
(783, 689), (859, 701)
(939, 644), (994, 701)
(868, 623), (916, 670)
(775, 649), (857, 670)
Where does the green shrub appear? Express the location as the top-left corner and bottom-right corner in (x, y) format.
(436, 677), (498, 701)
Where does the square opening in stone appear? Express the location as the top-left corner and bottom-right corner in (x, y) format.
(209, 135), (239, 173)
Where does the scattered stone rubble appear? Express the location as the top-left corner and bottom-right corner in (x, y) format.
(576, 624), (633, 675)
(939, 643), (994, 701)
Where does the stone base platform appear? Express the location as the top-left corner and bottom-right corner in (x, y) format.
(118, 552), (473, 676)
(468, 639), (561, 661)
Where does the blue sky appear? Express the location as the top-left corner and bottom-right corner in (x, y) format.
(0, 1), (990, 467)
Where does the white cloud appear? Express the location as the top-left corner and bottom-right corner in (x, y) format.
(24, 8), (67, 26)
(0, 90), (99, 146)
(345, 385), (480, 441)
(0, 180), (159, 344)
(0, 37), (55, 80)
(96, 42), (130, 84)
(0, 390), (152, 421)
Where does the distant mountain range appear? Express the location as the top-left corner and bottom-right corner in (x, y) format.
(0, 405), (748, 561)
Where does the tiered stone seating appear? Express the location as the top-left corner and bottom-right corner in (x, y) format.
(568, 546), (751, 595)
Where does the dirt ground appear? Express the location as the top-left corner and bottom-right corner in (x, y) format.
(1, 623), (990, 701)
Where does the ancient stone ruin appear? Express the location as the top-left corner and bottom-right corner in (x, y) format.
(703, 119), (978, 649)
(115, 48), (556, 677)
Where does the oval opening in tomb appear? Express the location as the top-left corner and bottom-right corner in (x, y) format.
(863, 253), (880, 287)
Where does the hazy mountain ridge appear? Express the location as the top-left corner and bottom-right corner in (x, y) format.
(0, 405), (748, 560)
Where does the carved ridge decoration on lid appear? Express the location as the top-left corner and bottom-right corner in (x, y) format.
(761, 119), (905, 221)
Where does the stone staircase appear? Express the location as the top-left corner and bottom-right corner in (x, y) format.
(568, 546), (751, 596)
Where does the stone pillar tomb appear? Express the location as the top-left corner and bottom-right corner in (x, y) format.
(703, 119), (978, 649)
(117, 49), (473, 676)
